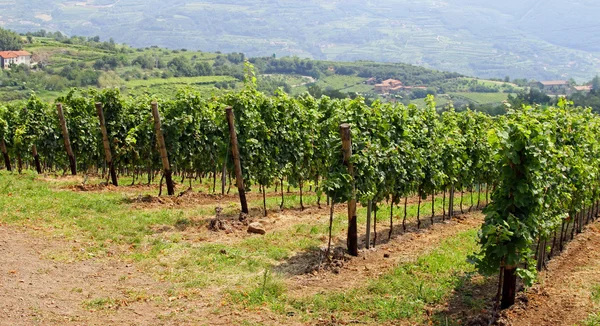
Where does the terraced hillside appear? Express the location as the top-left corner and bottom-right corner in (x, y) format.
(1, 0), (600, 81)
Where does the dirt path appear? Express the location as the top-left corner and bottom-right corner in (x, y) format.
(0, 223), (319, 326)
(0, 223), (215, 326)
(499, 222), (600, 326)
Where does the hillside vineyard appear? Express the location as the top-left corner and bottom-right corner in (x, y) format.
(1, 85), (599, 308)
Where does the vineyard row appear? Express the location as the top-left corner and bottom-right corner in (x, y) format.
(1, 85), (599, 309)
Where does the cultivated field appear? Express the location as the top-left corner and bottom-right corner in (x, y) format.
(1, 173), (599, 325)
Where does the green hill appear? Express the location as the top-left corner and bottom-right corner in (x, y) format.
(0, 35), (523, 113)
(1, 0), (600, 81)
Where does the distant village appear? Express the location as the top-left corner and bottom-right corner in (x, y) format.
(367, 77), (593, 96)
(531, 80), (592, 95)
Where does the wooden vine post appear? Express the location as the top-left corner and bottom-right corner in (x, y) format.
(56, 103), (77, 175)
(32, 144), (42, 174)
(96, 102), (118, 186)
(501, 265), (517, 309)
(151, 102), (174, 196)
(449, 185), (455, 217)
(366, 200), (372, 249)
(1, 139), (11, 171)
(341, 123), (358, 256)
(221, 158), (227, 195)
(225, 107), (249, 214)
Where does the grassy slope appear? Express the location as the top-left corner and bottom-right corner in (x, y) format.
(451, 92), (511, 104)
(8, 39), (228, 100)
(0, 171), (488, 324)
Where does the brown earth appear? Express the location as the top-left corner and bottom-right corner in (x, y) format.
(0, 223), (293, 326)
(497, 222), (600, 326)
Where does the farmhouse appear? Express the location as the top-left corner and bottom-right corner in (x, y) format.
(374, 79), (403, 93)
(574, 85), (593, 93)
(0, 51), (32, 69)
(532, 80), (571, 94)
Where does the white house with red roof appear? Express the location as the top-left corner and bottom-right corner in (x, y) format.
(0, 51), (32, 69)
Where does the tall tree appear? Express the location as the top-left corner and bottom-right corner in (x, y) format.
(0, 28), (23, 51)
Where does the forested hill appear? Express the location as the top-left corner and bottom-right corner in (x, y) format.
(1, 0), (600, 81)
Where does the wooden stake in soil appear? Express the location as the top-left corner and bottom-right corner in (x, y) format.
(221, 153), (227, 195)
(403, 197), (408, 231)
(326, 202), (335, 259)
(225, 107), (249, 214)
(32, 144), (42, 174)
(340, 123), (358, 256)
(299, 181), (305, 210)
(431, 193), (435, 225)
(1, 139), (12, 171)
(373, 203), (378, 247)
(17, 153), (22, 174)
(262, 184), (267, 217)
(417, 195), (422, 229)
(96, 103), (118, 186)
(501, 266), (517, 309)
(477, 183), (482, 209)
(56, 103), (77, 175)
(389, 195), (395, 240)
(151, 102), (174, 196)
(449, 185), (455, 217)
(442, 188), (446, 220)
(366, 200), (372, 249)
(279, 178), (285, 209)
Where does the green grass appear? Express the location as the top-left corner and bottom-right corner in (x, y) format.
(411, 95), (451, 108)
(458, 77), (522, 90)
(583, 313), (600, 326)
(294, 75), (369, 95)
(451, 92), (512, 104)
(0, 171), (486, 323)
(228, 269), (287, 313)
(124, 76), (236, 88)
(227, 229), (481, 324)
(83, 297), (118, 310)
(221, 227), (483, 324)
(582, 284), (600, 326)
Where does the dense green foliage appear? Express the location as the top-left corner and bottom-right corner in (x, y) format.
(570, 89), (600, 113)
(0, 85), (496, 209)
(0, 27), (23, 51)
(473, 99), (600, 285)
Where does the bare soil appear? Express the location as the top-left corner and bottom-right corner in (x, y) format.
(0, 223), (290, 326)
(497, 221), (600, 326)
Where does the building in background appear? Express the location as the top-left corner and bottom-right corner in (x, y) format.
(0, 51), (32, 69)
(374, 79), (404, 93)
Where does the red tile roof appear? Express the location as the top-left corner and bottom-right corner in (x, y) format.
(0, 51), (31, 59)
